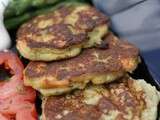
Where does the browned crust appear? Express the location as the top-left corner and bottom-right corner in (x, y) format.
(42, 76), (146, 120)
(24, 33), (139, 88)
(17, 5), (108, 49)
(75, 6), (108, 31)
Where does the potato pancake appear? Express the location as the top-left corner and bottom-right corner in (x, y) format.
(17, 3), (109, 61)
(42, 76), (160, 120)
(24, 33), (140, 96)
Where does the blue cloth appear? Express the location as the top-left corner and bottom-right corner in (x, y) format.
(93, 0), (160, 87)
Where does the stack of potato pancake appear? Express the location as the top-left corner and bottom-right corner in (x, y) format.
(16, 3), (160, 120)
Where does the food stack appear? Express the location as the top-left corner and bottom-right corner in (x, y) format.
(16, 2), (160, 120)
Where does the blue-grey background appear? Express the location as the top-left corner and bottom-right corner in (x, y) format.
(92, 0), (160, 87)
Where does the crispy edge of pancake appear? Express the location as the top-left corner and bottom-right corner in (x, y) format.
(24, 71), (124, 96)
(17, 41), (83, 61)
(41, 77), (160, 120)
(23, 55), (140, 90)
(17, 25), (108, 61)
(134, 80), (160, 120)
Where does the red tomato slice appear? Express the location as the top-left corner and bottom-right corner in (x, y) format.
(0, 114), (15, 120)
(0, 51), (37, 120)
(16, 104), (38, 120)
(0, 79), (36, 101)
(0, 100), (29, 114)
(0, 100), (37, 119)
(0, 51), (24, 99)
(14, 86), (36, 102)
(0, 79), (22, 99)
(0, 51), (23, 79)
(0, 114), (9, 120)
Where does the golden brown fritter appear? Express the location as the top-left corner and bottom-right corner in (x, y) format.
(42, 76), (160, 120)
(24, 33), (140, 96)
(17, 3), (109, 61)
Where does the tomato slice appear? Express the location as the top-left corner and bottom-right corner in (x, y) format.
(0, 114), (9, 120)
(0, 91), (36, 114)
(0, 51), (23, 79)
(14, 86), (36, 102)
(0, 79), (21, 99)
(0, 51), (24, 99)
(0, 51), (37, 120)
(16, 104), (38, 120)
(0, 100), (37, 118)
